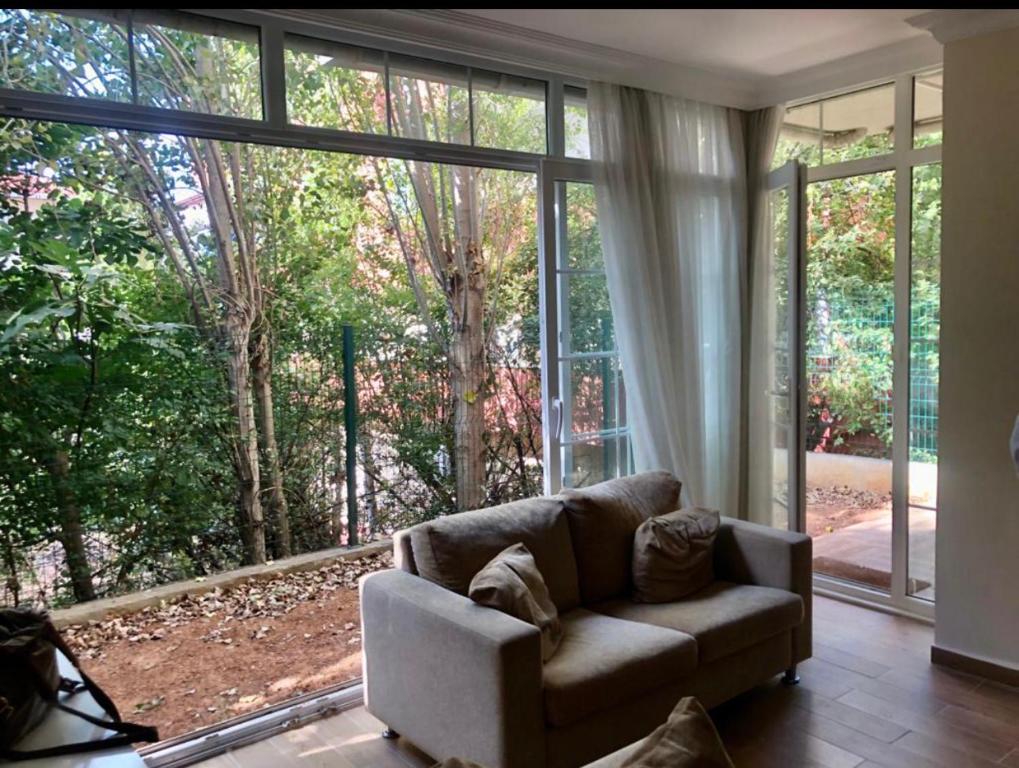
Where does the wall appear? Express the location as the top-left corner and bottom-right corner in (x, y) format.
(935, 25), (1019, 670)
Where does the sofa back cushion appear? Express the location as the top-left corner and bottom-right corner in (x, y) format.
(561, 471), (681, 604)
(407, 497), (581, 611)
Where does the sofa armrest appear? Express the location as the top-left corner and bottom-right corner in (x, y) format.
(360, 568), (545, 768)
(714, 517), (812, 664)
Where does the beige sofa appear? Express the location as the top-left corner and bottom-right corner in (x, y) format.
(360, 472), (811, 768)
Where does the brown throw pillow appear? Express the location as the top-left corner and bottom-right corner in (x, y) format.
(632, 508), (720, 603)
(621, 697), (734, 768)
(431, 760), (486, 768)
(468, 543), (563, 661)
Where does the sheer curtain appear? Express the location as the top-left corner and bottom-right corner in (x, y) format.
(588, 82), (745, 514)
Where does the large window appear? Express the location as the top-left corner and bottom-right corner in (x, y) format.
(0, 10), (559, 746)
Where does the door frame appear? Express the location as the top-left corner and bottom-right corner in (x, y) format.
(790, 73), (939, 621)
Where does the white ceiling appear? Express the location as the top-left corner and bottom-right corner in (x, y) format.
(458, 10), (931, 79)
(283, 9), (955, 107)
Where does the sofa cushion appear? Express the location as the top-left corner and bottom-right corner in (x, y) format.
(632, 508), (720, 603)
(619, 697), (734, 768)
(594, 581), (803, 663)
(408, 497), (581, 611)
(469, 543), (563, 662)
(561, 471), (681, 604)
(542, 608), (696, 728)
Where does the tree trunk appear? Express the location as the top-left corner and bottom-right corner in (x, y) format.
(47, 450), (96, 602)
(252, 330), (292, 558)
(450, 238), (488, 512)
(225, 319), (266, 565)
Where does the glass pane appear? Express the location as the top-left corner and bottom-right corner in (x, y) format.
(820, 83), (895, 164)
(388, 54), (469, 144)
(565, 86), (591, 159)
(773, 102), (821, 169)
(562, 182), (602, 270)
(472, 70), (546, 154)
(0, 10), (131, 101)
(805, 172), (895, 592)
(757, 186), (794, 529)
(566, 273), (614, 354)
(563, 357), (625, 438)
(562, 436), (629, 489)
(908, 163), (941, 600)
(285, 36), (387, 133)
(914, 71), (943, 148)
(133, 11), (262, 119)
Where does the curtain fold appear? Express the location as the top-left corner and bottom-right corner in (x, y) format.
(587, 82), (745, 515)
(744, 106), (787, 526)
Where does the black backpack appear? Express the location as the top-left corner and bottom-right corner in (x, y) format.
(0, 607), (159, 760)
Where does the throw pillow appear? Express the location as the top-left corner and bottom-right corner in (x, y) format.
(621, 696), (734, 768)
(468, 543), (563, 661)
(632, 508), (720, 603)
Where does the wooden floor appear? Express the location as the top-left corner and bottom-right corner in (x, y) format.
(197, 596), (1019, 768)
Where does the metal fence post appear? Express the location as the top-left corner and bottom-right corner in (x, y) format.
(343, 324), (358, 546)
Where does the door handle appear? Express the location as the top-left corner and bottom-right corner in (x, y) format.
(551, 397), (564, 440)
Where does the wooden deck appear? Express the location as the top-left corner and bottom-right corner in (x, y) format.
(197, 596), (1019, 768)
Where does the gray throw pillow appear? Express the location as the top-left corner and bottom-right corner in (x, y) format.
(621, 696), (734, 768)
(468, 543), (563, 661)
(632, 508), (720, 603)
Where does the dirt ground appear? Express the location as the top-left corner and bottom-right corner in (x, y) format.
(805, 485), (891, 538)
(63, 552), (392, 740)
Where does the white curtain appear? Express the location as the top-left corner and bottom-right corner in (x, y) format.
(588, 82), (745, 514)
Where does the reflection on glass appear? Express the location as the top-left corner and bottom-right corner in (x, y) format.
(388, 54), (469, 144)
(913, 71), (943, 148)
(774, 102), (821, 168)
(285, 36), (387, 133)
(908, 163), (941, 600)
(134, 11), (262, 119)
(766, 187), (792, 528)
(565, 86), (590, 159)
(805, 172), (896, 592)
(563, 436), (631, 489)
(0, 9), (131, 101)
(472, 70), (546, 154)
(819, 84), (895, 164)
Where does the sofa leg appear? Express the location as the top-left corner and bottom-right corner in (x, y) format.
(381, 727), (399, 740)
(782, 666), (800, 686)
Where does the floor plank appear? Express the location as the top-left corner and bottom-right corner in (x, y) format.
(193, 595), (1019, 768)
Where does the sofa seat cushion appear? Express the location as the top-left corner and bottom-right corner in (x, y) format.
(542, 608), (696, 728)
(408, 497), (581, 611)
(594, 581), (803, 664)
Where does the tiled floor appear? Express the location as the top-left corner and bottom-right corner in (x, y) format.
(196, 595), (1019, 768)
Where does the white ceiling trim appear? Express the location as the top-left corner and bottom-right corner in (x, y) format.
(908, 9), (1019, 44)
(256, 8), (948, 110)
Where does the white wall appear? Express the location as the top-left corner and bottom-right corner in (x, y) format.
(935, 25), (1019, 670)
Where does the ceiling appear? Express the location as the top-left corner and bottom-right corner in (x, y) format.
(285, 9), (955, 107)
(457, 10), (932, 79)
